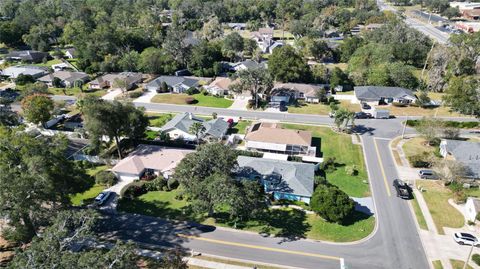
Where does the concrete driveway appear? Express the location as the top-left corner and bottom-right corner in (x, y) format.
(228, 98), (249, 110)
(102, 89), (123, 100)
(133, 90), (157, 103)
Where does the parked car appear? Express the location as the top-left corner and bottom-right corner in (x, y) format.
(393, 179), (411, 199)
(354, 112), (372, 119)
(454, 232), (479, 246)
(418, 170), (438, 179)
(361, 103), (371, 110)
(95, 191), (112, 205)
(328, 111), (336, 118)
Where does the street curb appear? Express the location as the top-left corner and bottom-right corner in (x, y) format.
(198, 253), (305, 269)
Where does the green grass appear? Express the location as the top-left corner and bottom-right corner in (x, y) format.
(306, 211), (374, 242)
(450, 260), (473, 269)
(48, 86), (106, 97)
(33, 58), (62, 67)
(402, 137), (437, 162)
(70, 165), (110, 206)
(229, 120), (251, 134)
(147, 113), (175, 127)
(151, 93), (233, 108)
(411, 193), (428, 230)
(145, 130), (158, 140)
(288, 100), (361, 115)
(432, 260), (443, 269)
(282, 124), (369, 197)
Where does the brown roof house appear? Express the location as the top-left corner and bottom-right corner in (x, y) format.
(89, 72), (143, 90)
(38, 71), (89, 88)
(111, 144), (193, 181)
(244, 122), (316, 156)
(204, 77), (236, 96)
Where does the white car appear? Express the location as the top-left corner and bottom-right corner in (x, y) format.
(454, 232), (479, 246)
(94, 191), (112, 206)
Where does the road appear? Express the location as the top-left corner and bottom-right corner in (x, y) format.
(93, 102), (452, 268)
(376, 0), (450, 44)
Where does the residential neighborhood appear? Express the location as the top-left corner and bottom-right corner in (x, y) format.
(0, 0), (479, 269)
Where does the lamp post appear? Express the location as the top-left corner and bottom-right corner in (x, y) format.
(463, 240), (477, 269)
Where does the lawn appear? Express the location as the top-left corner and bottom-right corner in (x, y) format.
(33, 58), (62, 67)
(70, 165), (110, 206)
(402, 137), (437, 160)
(282, 124), (369, 197)
(450, 260), (473, 269)
(151, 93), (233, 108)
(432, 260), (443, 269)
(419, 181), (464, 234)
(411, 193), (428, 230)
(288, 100), (361, 115)
(379, 104), (466, 118)
(119, 189), (374, 242)
(229, 120), (251, 134)
(147, 113), (175, 127)
(48, 86), (106, 97)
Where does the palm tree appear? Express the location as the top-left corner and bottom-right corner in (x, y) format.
(189, 122), (206, 144)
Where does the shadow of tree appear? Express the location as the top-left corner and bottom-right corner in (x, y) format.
(341, 211), (372, 226)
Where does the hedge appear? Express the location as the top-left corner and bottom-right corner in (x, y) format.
(406, 120), (479, 129)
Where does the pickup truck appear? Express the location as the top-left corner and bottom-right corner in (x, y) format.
(393, 179), (412, 199)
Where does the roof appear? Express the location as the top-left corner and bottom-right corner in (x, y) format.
(112, 144), (193, 175)
(90, 72), (143, 86)
(147, 76), (200, 89)
(160, 112), (228, 139)
(38, 71), (89, 83)
(443, 139), (480, 178)
(207, 77), (235, 90)
(468, 197), (480, 213)
(273, 83), (323, 98)
(245, 122), (312, 146)
(236, 156), (315, 197)
(258, 28), (274, 35)
(354, 86), (416, 101)
(464, 9), (480, 16)
(1, 65), (49, 78)
(5, 50), (49, 62)
(65, 48), (77, 57)
(234, 60), (266, 70)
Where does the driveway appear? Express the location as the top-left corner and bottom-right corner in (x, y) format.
(133, 90), (157, 103)
(101, 89), (123, 100)
(228, 98), (249, 110)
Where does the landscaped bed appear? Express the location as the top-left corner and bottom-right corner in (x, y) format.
(151, 93), (233, 108)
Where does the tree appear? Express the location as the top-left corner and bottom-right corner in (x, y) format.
(139, 47), (178, 75)
(441, 7), (460, 19)
(443, 76), (480, 117)
(163, 25), (190, 67)
(201, 17), (223, 41)
(52, 77), (63, 88)
(229, 67), (273, 109)
(20, 82), (49, 98)
(268, 45), (311, 82)
(310, 184), (355, 223)
(414, 117), (443, 145)
(315, 87), (328, 103)
(329, 67), (349, 89)
(118, 50), (140, 72)
(340, 36), (364, 62)
(415, 90), (431, 107)
(189, 121), (206, 144)
(83, 98), (148, 158)
(0, 129), (92, 242)
(187, 41), (223, 77)
(387, 62), (419, 89)
(21, 94), (54, 125)
(434, 159), (467, 184)
(333, 107), (355, 131)
(113, 78), (129, 96)
(15, 74), (36, 86)
(222, 32), (244, 61)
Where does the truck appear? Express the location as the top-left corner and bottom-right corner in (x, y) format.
(393, 179), (412, 199)
(372, 109), (390, 119)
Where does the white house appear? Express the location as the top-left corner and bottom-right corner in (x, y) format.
(64, 48), (77, 59)
(354, 86), (417, 104)
(465, 197), (480, 222)
(204, 77), (235, 96)
(145, 76), (200, 93)
(1, 65), (49, 79)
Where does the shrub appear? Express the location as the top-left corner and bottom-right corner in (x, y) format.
(167, 178), (179, 190)
(345, 165), (358, 176)
(473, 254), (480, 266)
(145, 176), (166, 191)
(310, 184), (355, 223)
(95, 170), (117, 186)
(185, 87), (199, 95)
(453, 191), (467, 204)
(202, 90), (209, 96)
(128, 91), (143, 98)
(392, 102), (407, 107)
(15, 74), (36, 86)
(185, 97), (197, 104)
(123, 183), (147, 198)
(321, 157), (337, 173)
(408, 153), (431, 168)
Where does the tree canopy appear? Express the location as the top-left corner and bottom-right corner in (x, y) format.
(268, 45), (311, 83)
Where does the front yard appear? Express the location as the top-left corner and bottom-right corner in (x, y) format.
(287, 100), (361, 115)
(69, 165), (110, 206)
(118, 189), (374, 242)
(48, 86), (107, 97)
(151, 93), (233, 108)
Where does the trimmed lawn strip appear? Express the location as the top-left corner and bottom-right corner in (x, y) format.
(411, 193), (428, 230)
(420, 181), (464, 234)
(195, 256), (283, 269)
(151, 93), (233, 108)
(282, 124), (369, 197)
(432, 260), (443, 269)
(382, 104), (465, 118)
(118, 190), (374, 242)
(450, 259), (473, 269)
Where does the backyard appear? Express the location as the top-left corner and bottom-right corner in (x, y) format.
(282, 124), (370, 197)
(118, 189), (374, 242)
(151, 93), (233, 108)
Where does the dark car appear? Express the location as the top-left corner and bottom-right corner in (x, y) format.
(419, 170), (438, 179)
(393, 179), (412, 199)
(354, 112), (372, 119)
(361, 103), (371, 110)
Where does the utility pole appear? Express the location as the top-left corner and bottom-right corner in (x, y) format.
(402, 114), (408, 139)
(421, 41), (436, 81)
(463, 241), (475, 269)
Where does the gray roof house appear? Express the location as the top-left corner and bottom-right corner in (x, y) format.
(440, 139), (480, 180)
(236, 156), (316, 204)
(160, 112), (229, 142)
(146, 76), (200, 93)
(38, 71), (89, 87)
(1, 65), (49, 79)
(89, 72), (143, 90)
(232, 60), (267, 71)
(5, 50), (50, 63)
(65, 48), (78, 59)
(354, 86), (417, 104)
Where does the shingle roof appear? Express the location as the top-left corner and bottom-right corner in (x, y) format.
(160, 112), (228, 139)
(354, 86), (416, 101)
(90, 72), (142, 86)
(147, 76), (200, 89)
(204, 118), (229, 138)
(1, 65), (49, 78)
(38, 71), (89, 83)
(444, 139), (480, 178)
(273, 83), (322, 98)
(5, 50), (49, 62)
(245, 123), (312, 146)
(236, 156), (315, 197)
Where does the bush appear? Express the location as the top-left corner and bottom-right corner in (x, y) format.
(321, 157), (337, 173)
(236, 149), (263, 158)
(15, 74), (36, 86)
(145, 176), (166, 191)
(185, 87), (199, 95)
(408, 153), (431, 168)
(345, 165), (358, 176)
(122, 183), (147, 198)
(310, 184), (355, 223)
(472, 254), (480, 266)
(167, 178), (179, 190)
(392, 102), (407, 107)
(128, 91), (143, 98)
(202, 90), (209, 96)
(185, 97), (197, 104)
(95, 170), (117, 186)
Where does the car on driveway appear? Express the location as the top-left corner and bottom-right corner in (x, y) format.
(95, 191), (112, 206)
(419, 170), (438, 179)
(361, 103), (371, 110)
(393, 179), (412, 199)
(454, 232), (479, 246)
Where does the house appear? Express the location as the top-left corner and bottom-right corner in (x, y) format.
(89, 72), (143, 90)
(5, 50), (50, 63)
(465, 197), (480, 222)
(38, 71), (89, 87)
(1, 65), (49, 79)
(51, 63), (71, 72)
(232, 60), (266, 71)
(271, 83), (327, 104)
(354, 86), (417, 104)
(439, 139), (480, 180)
(450, 2), (480, 12)
(236, 156), (316, 203)
(146, 76), (200, 93)
(111, 144), (193, 181)
(160, 112), (229, 142)
(226, 23), (247, 30)
(463, 9), (480, 20)
(456, 21), (480, 33)
(251, 27), (284, 54)
(204, 77), (235, 96)
(64, 48), (77, 59)
(244, 122), (316, 156)
(365, 23), (384, 31)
